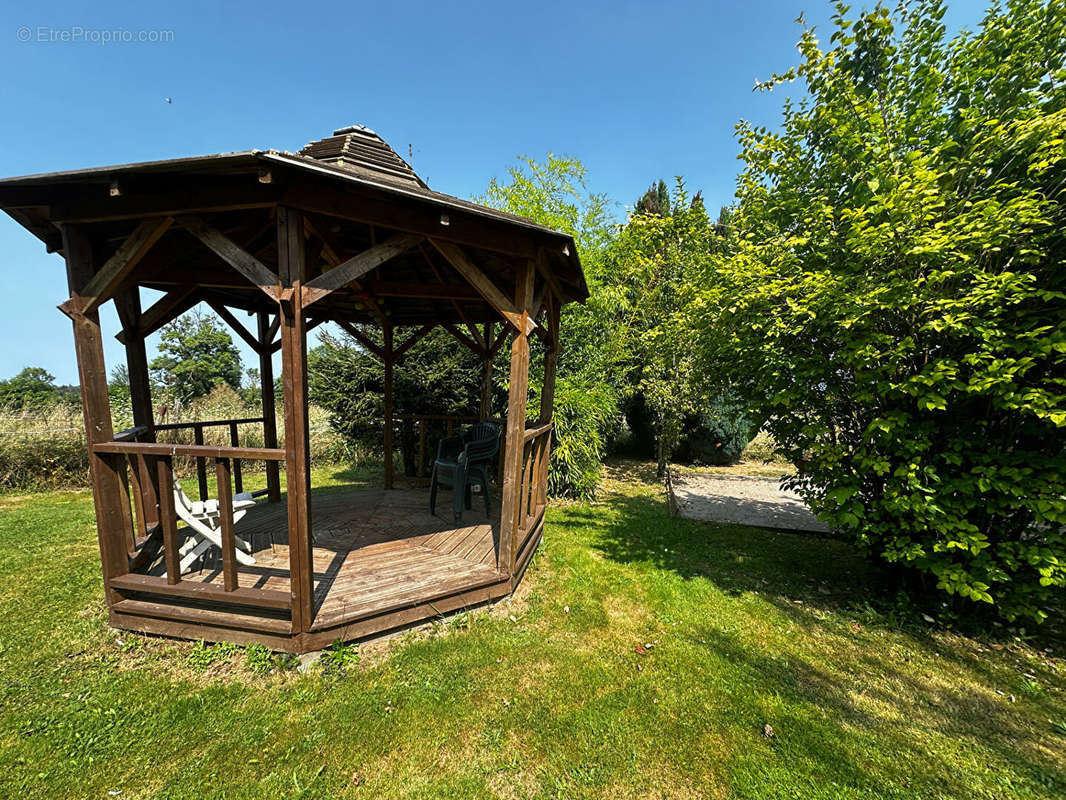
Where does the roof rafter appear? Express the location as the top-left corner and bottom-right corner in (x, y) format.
(178, 215), (281, 301)
(429, 239), (536, 335)
(301, 232), (423, 310)
(71, 217), (174, 315)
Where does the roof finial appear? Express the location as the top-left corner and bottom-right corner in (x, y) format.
(332, 124), (376, 137)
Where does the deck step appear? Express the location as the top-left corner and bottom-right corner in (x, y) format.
(112, 598), (292, 635)
(111, 573), (291, 611)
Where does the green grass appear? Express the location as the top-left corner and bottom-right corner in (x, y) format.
(0, 463), (1063, 798)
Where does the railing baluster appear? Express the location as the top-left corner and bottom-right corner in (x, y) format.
(520, 440), (533, 531)
(126, 452), (147, 542)
(538, 433), (552, 507)
(530, 436), (543, 517)
(156, 456), (181, 584)
(113, 453), (138, 558)
(215, 457), (238, 592)
(229, 421), (243, 494)
(193, 424), (208, 501)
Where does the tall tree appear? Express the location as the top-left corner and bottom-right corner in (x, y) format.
(609, 179), (717, 476)
(0, 367), (67, 409)
(699, 0), (1066, 622)
(150, 311), (243, 403)
(634, 179), (672, 217)
(479, 155), (621, 497)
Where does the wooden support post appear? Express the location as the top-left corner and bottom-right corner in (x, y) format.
(257, 311), (281, 503)
(498, 262), (534, 576)
(193, 425), (208, 501)
(417, 419), (426, 478)
(538, 294), (559, 506)
(114, 287), (160, 533)
(61, 224), (130, 603)
(278, 207), (314, 633)
(383, 323), (395, 490)
(480, 322), (494, 422)
(215, 458), (238, 592)
(229, 422), (243, 493)
(156, 457), (180, 584)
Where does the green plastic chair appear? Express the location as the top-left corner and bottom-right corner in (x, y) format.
(430, 422), (500, 523)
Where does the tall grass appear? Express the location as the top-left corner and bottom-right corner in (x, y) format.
(0, 385), (356, 492)
(0, 404), (87, 490)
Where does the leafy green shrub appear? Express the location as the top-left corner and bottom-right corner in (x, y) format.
(742, 431), (780, 463)
(700, 0), (1066, 622)
(548, 376), (618, 499)
(675, 399), (751, 466)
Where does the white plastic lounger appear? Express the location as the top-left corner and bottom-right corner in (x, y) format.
(166, 487), (259, 576)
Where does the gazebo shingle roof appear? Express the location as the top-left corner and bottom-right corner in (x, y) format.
(299, 125), (428, 190)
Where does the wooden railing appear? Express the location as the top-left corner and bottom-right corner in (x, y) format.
(155, 416), (268, 500)
(91, 436), (291, 624)
(516, 421), (552, 546)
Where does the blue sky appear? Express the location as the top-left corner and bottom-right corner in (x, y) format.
(0, 0), (988, 384)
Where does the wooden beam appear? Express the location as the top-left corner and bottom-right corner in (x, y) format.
(536, 247), (569, 304)
(441, 322), (483, 356)
(156, 458), (180, 583)
(301, 233), (423, 309)
(429, 239), (536, 335)
(383, 324), (395, 490)
(257, 311), (281, 503)
(304, 217), (390, 326)
(206, 299), (264, 353)
(215, 458), (239, 592)
(61, 224), (130, 604)
(480, 322), (494, 422)
(498, 260), (535, 576)
(336, 320), (385, 360)
(75, 217), (173, 314)
(269, 317), (324, 354)
(44, 178), (281, 224)
(499, 316), (531, 576)
(537, 295), (559, 509)
(277, 206), (314, 632)
(114, 288), (160, 533)
(540, 302), (560, 422)
(265, 313), (281, 345)
(490, 324), (511, 356)
(115, 287), (199, 344)
(179, 215), (280, 300)
(363, 280), (480, 300)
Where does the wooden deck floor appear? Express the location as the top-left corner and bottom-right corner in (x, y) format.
(146, 487), (504, 631)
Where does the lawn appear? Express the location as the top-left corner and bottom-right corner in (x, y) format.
(0, 462), (1063, 799)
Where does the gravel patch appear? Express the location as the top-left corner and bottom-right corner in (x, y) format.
(669, 472), (829, 533)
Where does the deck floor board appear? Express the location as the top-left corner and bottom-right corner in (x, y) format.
(143, 487), (503, 628)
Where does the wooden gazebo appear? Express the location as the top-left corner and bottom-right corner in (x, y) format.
(0, 125), (586, 652)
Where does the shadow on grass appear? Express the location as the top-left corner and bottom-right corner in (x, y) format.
(695, 625), (1065, 796)
(548, 463), (1066, 795)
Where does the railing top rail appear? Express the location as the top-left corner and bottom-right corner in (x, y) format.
(93, 441), (286, 461)
(392, 413), (484, 422)
(155, 416), (266, 431)
(113, 424), (150, 442)
(522, 421), (553, 443)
